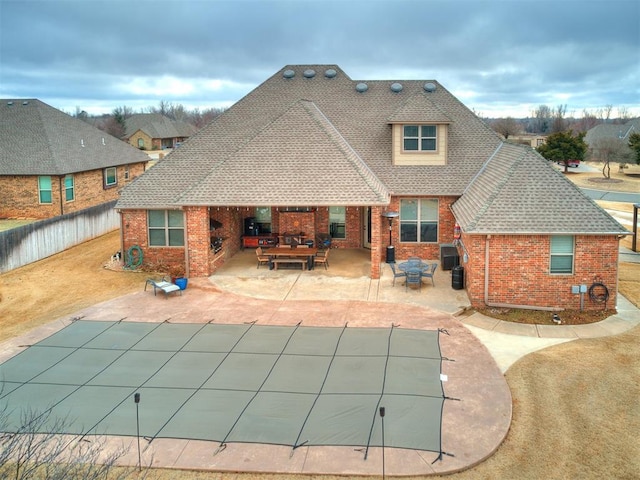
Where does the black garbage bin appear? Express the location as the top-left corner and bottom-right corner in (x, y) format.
(452, 265), (464, 290)
(386, 245), (395, 264)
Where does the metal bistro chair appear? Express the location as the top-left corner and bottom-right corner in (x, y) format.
(405, 268), (422, 291)
(389, 262), (406, 286)
(422, 263), (438, 286)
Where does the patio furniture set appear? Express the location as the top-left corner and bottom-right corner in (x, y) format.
(390, 258), (438, 291)
(256, 245), (330, 270)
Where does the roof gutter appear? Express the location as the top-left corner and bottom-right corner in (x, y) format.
(484, 235), (561, 312)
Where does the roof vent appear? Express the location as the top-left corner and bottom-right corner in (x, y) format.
(22, 101), (29, 106)
(7, 101), (14, 106)
(283, 69), (295, 79)
(303, 69), (316, 78)
(80, 139), (85, 147)
(424, 82), (437, 92)
(355, 82), (368, 93)
(101, 137), (106, 145)
(324, 68), (337, 78)
(390, 82), (403, 93)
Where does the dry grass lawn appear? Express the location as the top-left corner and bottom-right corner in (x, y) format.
(0, 164), (639, 479)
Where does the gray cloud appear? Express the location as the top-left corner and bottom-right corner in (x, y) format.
(1, 0), (638, 117)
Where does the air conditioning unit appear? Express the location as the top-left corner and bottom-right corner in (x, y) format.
(440, 244), (459, 271)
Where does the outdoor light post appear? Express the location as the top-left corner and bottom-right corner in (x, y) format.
(381, 212), (399, 263)
(134, 392), (141, 471)
(379, 406), (386, 480)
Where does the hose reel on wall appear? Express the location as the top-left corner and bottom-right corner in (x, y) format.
(588, 276), (609, 309)
(125, 245), (143, 269)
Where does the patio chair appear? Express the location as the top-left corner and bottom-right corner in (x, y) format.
(389, 262), (406, 286)
(405, 269), (422, 291)
(145, 276), (182, 299)
(314, 249), (330, 269)
(256, 247), (270, 268)
(316, 233), (332, 250)
(422, 263), (437, 286)
(407, 257), (421, 267)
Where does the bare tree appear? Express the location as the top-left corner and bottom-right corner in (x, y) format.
(617, 106), (632, 121)
(588, 137), (634, 179)
(492, 117), (521, 139)
(0, 402), (147, 479)
(572, 109), (600, 132)
(551, 104), (567, 133)
(532, 105), (552, 134)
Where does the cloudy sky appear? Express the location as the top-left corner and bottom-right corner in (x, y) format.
(1, 0), (638, 118)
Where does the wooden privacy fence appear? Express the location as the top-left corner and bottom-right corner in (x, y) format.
(0, 201), (119, 273)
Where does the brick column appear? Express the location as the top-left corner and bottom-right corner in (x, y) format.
(370, 205), (383, 279)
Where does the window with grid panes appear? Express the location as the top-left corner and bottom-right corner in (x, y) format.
(400, 199), (438, 242)
(403, 125), (437, 151)
(550, 235), (574, 274)
(148, 210), (185, 246)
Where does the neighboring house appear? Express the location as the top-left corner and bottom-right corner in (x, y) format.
(585, 118), (639, 148)
(0, 99), (150, 219)
(124, 113), (197, 150)
(116, 65), (629, 311)
(508, 134), (546, 148)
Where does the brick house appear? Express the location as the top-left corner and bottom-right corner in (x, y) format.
(116, 65), (629, 311)
(124, 113), (196, 151)
(0, 99), (150, 219)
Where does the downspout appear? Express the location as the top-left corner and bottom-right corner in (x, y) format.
(58, 176), (64, 215)
(183, 208), (190, 278)
(484, 235), (560, 312)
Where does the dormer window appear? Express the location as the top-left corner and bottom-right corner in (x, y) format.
(403, 125), (437, 152)
(391, 123), (447, 166)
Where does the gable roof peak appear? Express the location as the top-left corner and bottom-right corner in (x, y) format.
(387, 91), (452, 124)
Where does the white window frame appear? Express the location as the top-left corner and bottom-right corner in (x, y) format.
(399, 198), (439, 243)
(38, 176), (52, 204)
(104, 167), (117, 188)
(329, 206), (346, 239)
(403, 125), (437, 152)
(148, 210), (185, 247)
(64, 174), (75, 202)
(550, 235), (574, 274)
(255, 206), (272, 233)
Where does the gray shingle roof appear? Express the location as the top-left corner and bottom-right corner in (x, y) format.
(117, 65), (499, 208)
(116, 65), (627, 235)
(0, 99), (150, 175)
(451, 142), (628, 234)
(585, 118), (639, 144)
(125, 114), (196, 139)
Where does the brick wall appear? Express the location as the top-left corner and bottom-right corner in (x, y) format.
(462, 234), (619, 311)
(0, 163), (146, 219)
(383, 196), (458, 262)
(370, 205), (383, 278)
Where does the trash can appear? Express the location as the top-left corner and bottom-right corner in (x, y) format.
(452, 265), (464, 290)
(175, 277), (188, 290)
(386, 245), (395, 264)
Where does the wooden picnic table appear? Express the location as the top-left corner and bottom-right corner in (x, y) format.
(264, 247), (318, 270)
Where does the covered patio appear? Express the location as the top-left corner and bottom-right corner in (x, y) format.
(208, 248), (471, 315)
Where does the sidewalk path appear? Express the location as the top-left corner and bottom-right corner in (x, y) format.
(459, 294), (640, 372)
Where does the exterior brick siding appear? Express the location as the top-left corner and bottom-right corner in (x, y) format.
(120, 199), (619, 312)
(462, 233), (619, 311)
(383, 196), (459, 262)
(0, 163), (146, 219)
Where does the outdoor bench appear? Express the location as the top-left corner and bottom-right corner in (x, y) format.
(270, 258), (308, 270)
